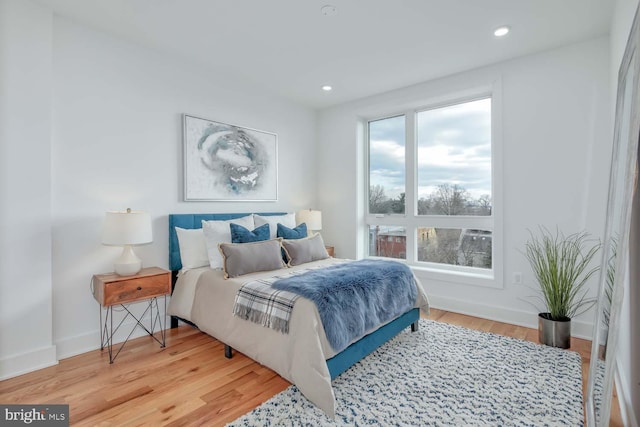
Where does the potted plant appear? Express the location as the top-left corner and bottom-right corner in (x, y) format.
(524, 227), (600, 349)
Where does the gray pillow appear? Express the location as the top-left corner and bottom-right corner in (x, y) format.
(282, 233), (329, 266)
(218, 238), (285, 279)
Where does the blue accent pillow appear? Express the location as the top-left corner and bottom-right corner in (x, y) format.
(277, 223), (307, 240)
(230, 223), (270, 243)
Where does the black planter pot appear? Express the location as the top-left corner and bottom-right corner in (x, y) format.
(538, 312), (571, 349)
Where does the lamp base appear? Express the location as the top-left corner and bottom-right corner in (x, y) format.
(114, 245), (143, 276)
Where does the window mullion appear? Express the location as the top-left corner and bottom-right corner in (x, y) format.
(405, 111), (417, 264)
(415, 216), (493, 230)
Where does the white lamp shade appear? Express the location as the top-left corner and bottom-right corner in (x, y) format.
(102, 210), (153, 246)
(297, 209), (322, 231)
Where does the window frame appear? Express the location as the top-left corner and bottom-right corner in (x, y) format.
(363, 82), (503, 289)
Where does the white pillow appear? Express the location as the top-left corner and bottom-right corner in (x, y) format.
(175, 227), (209, 270)
(254, 213), (296, 239)
(202, 215), (254, 269)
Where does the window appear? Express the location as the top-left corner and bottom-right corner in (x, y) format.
(365, 91), (500, 285)
(416, 98), (492, 217)
(368, 115), (405, 214)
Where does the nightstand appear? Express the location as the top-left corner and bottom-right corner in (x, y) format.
(92, 266), (171, 363)
(325, 246), (335, 257)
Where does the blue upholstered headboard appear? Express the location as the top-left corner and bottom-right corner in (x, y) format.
(168, 212), (287, 272)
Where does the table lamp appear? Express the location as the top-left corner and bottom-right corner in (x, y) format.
(297, 209), (322, 237)
(102, 208), (153, 276)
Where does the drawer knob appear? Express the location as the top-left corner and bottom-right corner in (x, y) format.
(137, 286), (142, 291)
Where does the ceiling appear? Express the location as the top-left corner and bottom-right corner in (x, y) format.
(36, 0), (613, 109)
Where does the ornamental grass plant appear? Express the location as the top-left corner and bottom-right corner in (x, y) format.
(524, 227), (600, 321)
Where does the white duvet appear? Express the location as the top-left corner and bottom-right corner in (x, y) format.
(167, 258), (430, 417)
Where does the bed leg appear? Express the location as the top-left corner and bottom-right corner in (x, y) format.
(411, 321), (419, 332)
(224, 344), (233, 359)
(170, 316), (179, 329)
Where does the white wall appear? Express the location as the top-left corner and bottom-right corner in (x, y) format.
(0, 3), (320, 378)
(0, 0), (57, 379)
(610, 0), (640, 425)
(317, 37), (611, 339)
(50, 15), (318, 360)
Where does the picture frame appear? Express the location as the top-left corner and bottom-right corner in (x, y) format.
(183, 114), (278, 201)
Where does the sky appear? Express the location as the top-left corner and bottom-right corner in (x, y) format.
(369, 97), (492, 201)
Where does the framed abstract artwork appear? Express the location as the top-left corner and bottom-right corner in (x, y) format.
(183, 114), (278, 201)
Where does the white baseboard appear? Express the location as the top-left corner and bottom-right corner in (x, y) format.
(0, 345), (58, 381)
(56, 313), (170, 360)
(615, 365), (639, 427)
(428, 295), (594, 340)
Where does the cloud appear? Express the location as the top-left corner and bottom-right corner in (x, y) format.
(369, 139), (405, 193)
(369, 98), (492, 201)
(371, 169), (405, 198)
(416, 98), (491, 199)
(369, 115), (405, 142)
(369, 115), (406, 199)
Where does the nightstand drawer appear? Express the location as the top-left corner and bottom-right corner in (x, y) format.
(93, 267), (171, 306)
(103, 275), (169, 306)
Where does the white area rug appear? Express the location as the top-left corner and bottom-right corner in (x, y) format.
(227, 319), (584, 426)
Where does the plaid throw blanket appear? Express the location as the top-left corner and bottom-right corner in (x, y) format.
(232, 273), (303, 334)
(233, 261), (345, 334)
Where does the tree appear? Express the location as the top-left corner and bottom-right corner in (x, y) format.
(417, 198), (431, 215)
(391, 192), (405, 214)
(369, 185), (388, 213)
(458, 235), (476, 267)
(373, 183), (490, 217)
(433, 228), (462, 264)
(432, 184), (470, 215)
(477, 194), (492, 215)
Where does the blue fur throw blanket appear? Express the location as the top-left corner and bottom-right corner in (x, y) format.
(272, 259), (417, 353)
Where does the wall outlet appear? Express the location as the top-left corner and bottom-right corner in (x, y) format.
(513, 272), (522, 285)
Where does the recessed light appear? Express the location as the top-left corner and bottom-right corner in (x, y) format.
(321, 5), (337, 16)
(494, 26), (510, 37)
(322, 85), (333, 91)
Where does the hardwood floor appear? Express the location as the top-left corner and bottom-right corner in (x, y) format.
(0, 309), (623, 426)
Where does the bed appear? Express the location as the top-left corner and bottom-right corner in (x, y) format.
(167, 212), (430, 417)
